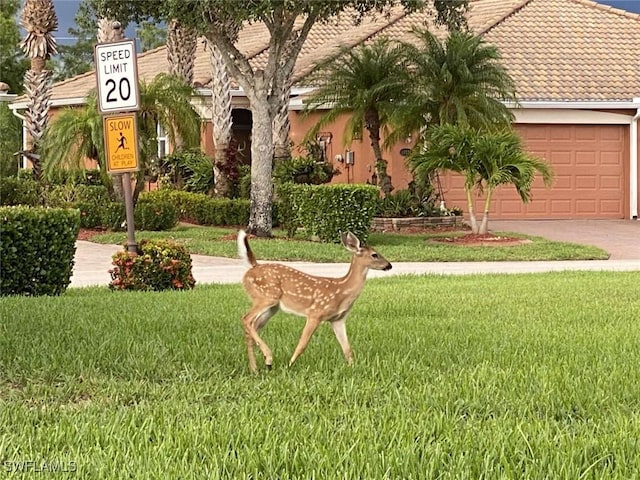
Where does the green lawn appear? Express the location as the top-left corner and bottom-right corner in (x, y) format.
(89, 225), (610, 262)
(2, 271), (640, 478)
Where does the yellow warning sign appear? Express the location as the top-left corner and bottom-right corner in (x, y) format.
(103, 113), (139, 173)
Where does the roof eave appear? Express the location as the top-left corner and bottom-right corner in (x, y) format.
(9, 96), (87, 111)
(508, 100), (640, 109)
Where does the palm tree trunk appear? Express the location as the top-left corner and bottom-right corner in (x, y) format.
(19, 0), (58, 181)
(205, 38), (233, 197)
(478, 189), (493, 234)
(365, 110), (393, 195)
(167, 19), (196, 86)
(465, 187), (479, 234)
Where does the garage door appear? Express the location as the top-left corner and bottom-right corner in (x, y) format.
(440, 124), (626, 219)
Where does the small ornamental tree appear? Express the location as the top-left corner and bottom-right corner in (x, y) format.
(410, 124), (553, 234)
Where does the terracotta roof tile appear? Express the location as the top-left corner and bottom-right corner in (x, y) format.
(482, 0), (640, 101)
(13, 0), (640, 105)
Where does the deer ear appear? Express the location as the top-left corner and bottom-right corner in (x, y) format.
(341, 231), (361, 252)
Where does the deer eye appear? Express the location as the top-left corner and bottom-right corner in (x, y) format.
(371, 253), (379, 259)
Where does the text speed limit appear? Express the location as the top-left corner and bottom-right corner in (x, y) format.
(94, 40), (140, 114)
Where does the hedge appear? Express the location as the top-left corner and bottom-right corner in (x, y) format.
(1, 206), (80, 296)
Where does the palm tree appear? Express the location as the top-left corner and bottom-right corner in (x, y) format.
(41, 74), (201, 203)
(303, 37), (410, 195)
(410, 124), (482, 232)
(19, 0), (58, 180)
(474, 129), (553, 234)
(410, 124), (553, 234)
(387, 29), (517, 147)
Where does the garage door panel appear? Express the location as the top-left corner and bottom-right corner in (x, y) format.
(601, 200), (623, 213)
(550, 150), (572, 164)
(600, 176), (621, 189)
(575, 151), (597, 165)
(601, 151), (622, 165)
(575, 176), (597, 189)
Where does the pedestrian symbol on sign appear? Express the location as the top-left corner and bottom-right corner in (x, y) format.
(115, 132), (128, 152)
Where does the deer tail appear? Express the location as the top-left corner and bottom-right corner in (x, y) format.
(237, 230), (258, 268)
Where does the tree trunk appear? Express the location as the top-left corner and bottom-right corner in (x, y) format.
(19, 0), (58, 181)
(365, 111), (393, 195)
(206, 38), (233, 197)
(478, 189), (493, 234)
(247, 99), (274, 237)
(272, 83), (292, 162)
(167, 19), (196, 86)
(466, 187), (479, 234)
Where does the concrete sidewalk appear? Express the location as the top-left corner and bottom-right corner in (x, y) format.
(70, 219), (640, 288)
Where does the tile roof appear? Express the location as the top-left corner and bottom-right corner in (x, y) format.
(13, 0), (640, 106)
(481, 0), (640, 101)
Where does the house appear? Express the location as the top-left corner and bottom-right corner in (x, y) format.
(9, 0), (640, 219)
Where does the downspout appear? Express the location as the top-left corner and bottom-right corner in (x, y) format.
(11, 108), (28, 170)
(631, 98), (640, 219)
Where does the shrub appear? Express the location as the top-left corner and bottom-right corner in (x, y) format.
(278, 184), (378, 242)
(134, 197), (179, 231)
(47, 168), (104, 187)
(102, 202), (126, 231)
(0, 176), (42, 206)
(109, 239), (196, 292)
(273, 156), (338, 186)
(76, 201), (105, 229)
(159, 149), (214, 194)
(43, 184), (110, 208)
(0, 206), (80, 296)
(140, 190), (252, 227)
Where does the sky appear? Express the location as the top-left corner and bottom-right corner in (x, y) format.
(49, 0), (640, 46)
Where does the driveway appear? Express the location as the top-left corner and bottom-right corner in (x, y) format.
(490, 219), (640, 260)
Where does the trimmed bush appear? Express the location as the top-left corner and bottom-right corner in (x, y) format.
(0, 176), (42, 206)
(0, 206), (80, 296)
(140, 190), (252, 227)
(278, 184), (378, 242)
(102, 202), (126, 231)
(134, 197), (179, 231)
(43, 184), (112, 229)
(109, 239), (196, 291)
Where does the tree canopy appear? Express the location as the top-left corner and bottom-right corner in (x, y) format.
(0, 0), (29, 94)
(88, 0), (469, 236)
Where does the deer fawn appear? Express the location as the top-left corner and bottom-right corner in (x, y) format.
(237, 230), (392, 373)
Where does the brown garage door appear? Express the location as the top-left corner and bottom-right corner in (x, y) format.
(440, 124), (626, 219)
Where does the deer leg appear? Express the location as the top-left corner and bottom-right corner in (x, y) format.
(289, 317), (322, 367)
(330, 318), (353, 366)
(243, 328), (258, 373)
(243, 303), (277, 372)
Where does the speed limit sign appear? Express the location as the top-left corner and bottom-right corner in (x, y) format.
(94, 40), (140, 114)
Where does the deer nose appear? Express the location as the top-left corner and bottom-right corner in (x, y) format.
(383, 263), (392, 271)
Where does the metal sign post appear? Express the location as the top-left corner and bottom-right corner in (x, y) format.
(95, 38), (140, 254)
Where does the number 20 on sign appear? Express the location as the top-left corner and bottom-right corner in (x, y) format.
(94, 40), (140, 114)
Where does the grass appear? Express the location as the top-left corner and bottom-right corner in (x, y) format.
(89, 224), (610, 262)
(2, 271), (640, 478)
